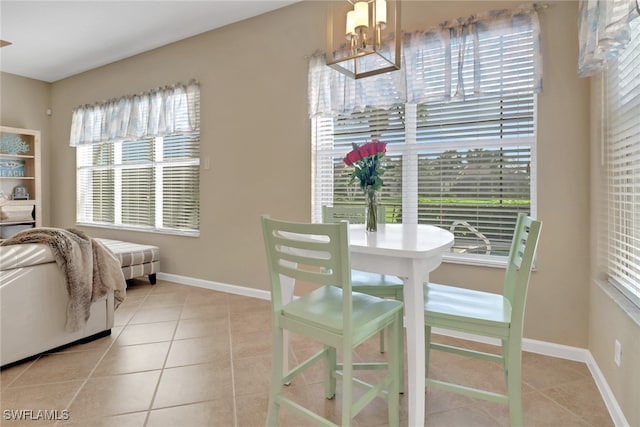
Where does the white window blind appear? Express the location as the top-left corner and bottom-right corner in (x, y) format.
(312, 17), (537, 263)
(605, 18), (640, 306)
(76, 85), (200, 236)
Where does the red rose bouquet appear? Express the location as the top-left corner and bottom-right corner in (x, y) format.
(343, 141), (387, 191)
(343, 141), (387, 231)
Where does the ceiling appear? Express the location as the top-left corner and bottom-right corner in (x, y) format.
(0, 1), (301, 83)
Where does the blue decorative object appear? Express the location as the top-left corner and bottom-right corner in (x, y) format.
(0, 134), (30, 155)
(0, 159), (26, 177)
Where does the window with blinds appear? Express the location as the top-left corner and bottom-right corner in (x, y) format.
(605, 18), (640, 307)
(312, 22), (537, 263)
(77, 131), (200, 235)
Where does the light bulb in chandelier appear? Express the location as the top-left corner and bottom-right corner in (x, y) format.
(354, 1), (369, 49)
(376, 0), (387, 29)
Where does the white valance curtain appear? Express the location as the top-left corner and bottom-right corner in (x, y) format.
(577, 0), (640, 77)
(309, 7), (542, 117)
(69, 80), (200, 146)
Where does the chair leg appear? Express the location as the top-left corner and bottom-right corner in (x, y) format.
(502, 339), (509, 385)
(341, 348), (354, 426)
(396, 324), (405, 393)
(387, 313), (402, 427)
(324, 345), (337, 399)
(266, 326), (284, 427)
(396, 290), (405, 392)
(379, 330), (385, 353)
(424, 325), (432, 377)
(506, 338), (524, 427)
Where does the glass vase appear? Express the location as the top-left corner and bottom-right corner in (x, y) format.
(365, 187), (378, 232)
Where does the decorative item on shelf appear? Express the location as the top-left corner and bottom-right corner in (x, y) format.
(326, 0), (401, 79)
(0, 203), (33, 222)
(0, 159), (25, 177)
(343, 141), (387, 231)
(12, 185), (29, 201)
(0, 134), (30, 155)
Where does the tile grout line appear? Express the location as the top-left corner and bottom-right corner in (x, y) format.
(1, 357), (38, 389)
(227, 300), (239, 427)
(538, 376), (611, 426)
(537, 391), (594, 424)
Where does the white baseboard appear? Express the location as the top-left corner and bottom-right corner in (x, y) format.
(430, 329), (589, 361)
(584, 352), (630, 427)
(156, 272), (271, 301)
(156, 272), (629, 427)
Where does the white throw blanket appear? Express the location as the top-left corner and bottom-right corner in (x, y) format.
(0, 227), (126, 332)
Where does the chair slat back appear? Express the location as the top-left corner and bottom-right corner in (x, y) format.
(322, 205), (386, 224)
(261, 215), (353, 325)
(503, 213), (542, 334)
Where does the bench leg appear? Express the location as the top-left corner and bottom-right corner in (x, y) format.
(149, 274), (157, 285)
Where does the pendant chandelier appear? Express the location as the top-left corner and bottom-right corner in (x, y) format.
(326, 0), (401, 79)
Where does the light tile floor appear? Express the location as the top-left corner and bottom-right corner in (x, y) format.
(0, 279), (614, 426)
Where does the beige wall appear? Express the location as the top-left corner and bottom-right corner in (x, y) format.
(0, 72), (52, 225)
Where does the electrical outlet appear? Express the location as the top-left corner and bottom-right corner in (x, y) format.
(614, 339), (622, 367)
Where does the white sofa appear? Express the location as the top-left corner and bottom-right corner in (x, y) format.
(0, 243), (114, 368)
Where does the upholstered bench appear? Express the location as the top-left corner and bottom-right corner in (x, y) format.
(97, 239), (160, 285)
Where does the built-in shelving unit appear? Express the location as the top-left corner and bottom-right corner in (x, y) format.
(0, 126), (41, 239)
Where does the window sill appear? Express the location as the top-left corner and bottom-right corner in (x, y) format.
(595, 279), (640, 327)
(443, 252), (508, 269)
(442, 252), (541, 273)
(77, 222), (199, 238)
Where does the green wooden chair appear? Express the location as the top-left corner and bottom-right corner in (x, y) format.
(261, 215), (403, 427)
(322, 205), (405, 353)
(423, 213), (542, 426)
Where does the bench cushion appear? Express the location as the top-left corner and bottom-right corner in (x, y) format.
(97, 239), (159, 265)
(96, 239), (160, 282)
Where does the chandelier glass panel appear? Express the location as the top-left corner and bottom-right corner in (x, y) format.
(326, 0), (401, 79)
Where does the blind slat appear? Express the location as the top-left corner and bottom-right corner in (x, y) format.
(604, 18), (640, 306)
